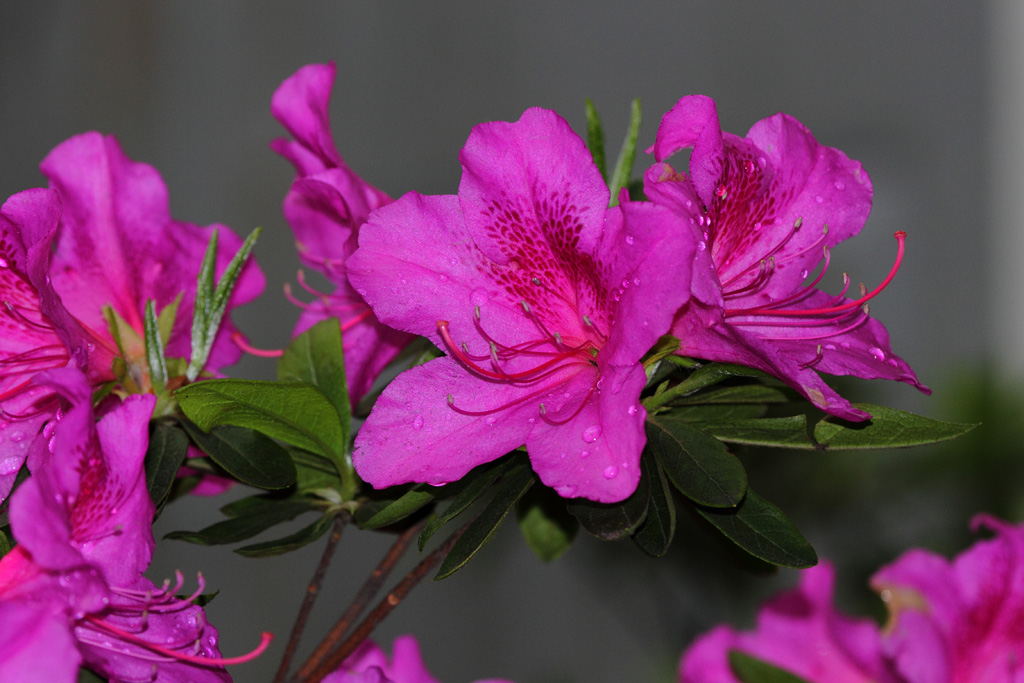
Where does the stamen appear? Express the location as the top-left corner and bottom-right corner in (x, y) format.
(230, 332), (283, 358)
(4, 301), (52, 331)
(798, 345), (824, 368)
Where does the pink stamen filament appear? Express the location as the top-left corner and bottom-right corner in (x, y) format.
(539, 372), (600, 425)
(719, 217), (807, 289)
(81, 615), (273, 667)
(230, 332), (283, 358)
(726, 232), (906, 319)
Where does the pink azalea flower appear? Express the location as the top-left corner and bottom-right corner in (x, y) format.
(645, 95), (928, 420)
(680, 563), (900, 683)
(272, 62), (413, 407)
(871, 514), (1024, 682)
(0, 368), (270, 681)
(324, 635), (514, 683)
(347, 108), (694, 503)
(0, 135), (265, 503)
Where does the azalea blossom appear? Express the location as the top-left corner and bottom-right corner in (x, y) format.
(348, 107), (694, 502)
(0, 134), (264, 502)
(272, 61), (413, 407)
(324, 635), (514, 683)
(645, 95), (927, 420)
(0, 367), (271, 681)
(680, 515), (1024, 683)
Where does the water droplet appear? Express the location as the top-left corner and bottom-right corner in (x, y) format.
(839, 341), (851, 349)
(868, 347), (886, 361)
(555, 484), (577, 497)
(626, 405), (637, 416)
(621, 279), (630, 289)
(438, 274), (448, 282)
(0, 456), (20, 475)
(10, 431), (24, 443)
(559, 452), (567, 460)
(357, 287), (368, 296)
(621, 461), (629, 469)
(697, 241), (707, 252)
(580, 450), (590, 459)
(470, 288), (489, 306)
(824, 344), (837, 351)
(582, 425), (602, 443)
(887, 358), (899, 368)
(449, 256), (459, 266)
(757, 156), (767, 168)
(0, 258), (7, 268)
(412, 415), (424, 430)
(799, 269), (808, 279)
(834, 181), (845, 191)
(625, 235), (635, 245)
(603, 465), (618, 479)
(633, 277), (640, 287)
(595, 377), (604, 391)
(753, 221), (762, 231)
(528, 417), (536, 424)
(815, 195), (824, 204)
(485, 416), (497, 426)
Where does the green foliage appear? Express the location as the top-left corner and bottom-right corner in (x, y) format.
(729, 650), (814, 683)
(517, 484), (579, 562)
(165, 495), (322, 546)
(234, 513), (338, 558)
(645, 418), (746, 508)
(144, 420), (190, 509)
(418, 457), (515, 550)
(631, 454), (676, 557)
(585, 99), (606, 180)
(180, 422), (296, 490)
(356, 486), (437, 530)
(566, 466), (650, 541)
(608, 98), (642, 206)
(697, 490), (817, 568)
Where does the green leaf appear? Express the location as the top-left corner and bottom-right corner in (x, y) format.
(356, 486), (436, 530)
(181, 422), (296, 490)
(143, 299), (168, 393)
(516, 485), (578, 562)
(235, 513), (337, 557)
(696, 490), (817, 568)
(566, 465), (651, 541)
(175, 379), (347, 475)
(0, 527), (11, 559)
(585, 99), (607, 180)
(435, 463), (535, 579)
(165, 499), (320, 545)
(278, 318), (351, 426)
(814, 403), (978, 450)
(644, 362), (774, 412)
(145, 421), (190, 508)
(419, 456), (515, 550)
(667, 404), (770, 423)
(646, 418), (746, 508)
(608, 98), (641, 206)
(78, 668), (108, 683)
(632, 453), (676, 557)
(700, 415), (816, 449)
(729, 650), (814, 683)
(187, 227), (261, 381)
(675, 384), (790, 405)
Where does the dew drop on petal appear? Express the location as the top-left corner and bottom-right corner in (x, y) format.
(356, 287), (368, 296)
(887, 358), (899, 368)
(621, 279), (630, 290)
(411, 415), (424, 430)
(753, 221), (762, 231)
(800, 269), (808, 279)
(582, 425), (602, 443)
(633, 277), (640, 287)
(869, 347), (886, 361)
(10, 431), (23, 443)
(580, 450), (590, 459)
(625, 235), (635, 245)
(603, 465), (618, 479)
(834, 181), (845, 191)
(485, 416), (497, 426)
(449, 256), (459, 266)
(697, 241), (707, 252)
(0, 457), (20, 475)
(470, 288), (489, 306)
(824, 343), (837, 351)
(439, 274), (448, 282)
(620, 461), (629, 469)
(0, 258), (7, 268)
(555, 485), (577, 497)
(559, 452), (567, 460)
(815, 195), (824, 204)
(627, 404), (637, 416)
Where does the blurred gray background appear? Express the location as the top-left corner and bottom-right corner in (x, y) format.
(0, 2), (1015, 682)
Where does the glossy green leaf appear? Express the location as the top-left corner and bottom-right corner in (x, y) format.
(646, 419), (746, 508)
(696, 490), (817, 568)
(182, 423), (295, 490)
(608, 98), (641, 206)
(700, 416), (816, 449)
(175, 379), (346, 471)
(516, 485), (578, 562)
(165, 499), (319, 546)
(278, 318), (350, 430)
(78, 668), (107, 683)
(667, 404), (769, 423)
(143, 299), (168, 393)
(419, 456), (515, 550)
(0, 527), (11, 559)
(566, 465), (650, 540)
(356, 487), (436, 530)
(645, 362), (774, 412)
(814, 403), (978, 450)
(675, 384), (790, 405)
(145, 421), (190, 508)
(729, 650), (814, 683)
(435, 464), (535, 579)
(632, 454), (676, 557)
(235, 513), (337, 557)
(585, 98), (606, 180)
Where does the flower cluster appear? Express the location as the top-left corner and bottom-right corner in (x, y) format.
(681, 515), (1024, 683)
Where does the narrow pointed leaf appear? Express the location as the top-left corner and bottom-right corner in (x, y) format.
(165, 500), (319, 545)
(356, 487), (437, 530)
(632, 454), (676, 557)
(0, 528), (11, 559)
(608, 98), (641, 206)
(419, 456), (514, 550)
(144, 299), (168, 393)
(235, 513), (337, 558)
(435, 464), (535, 579)
(675, 384), (790, 405)
(145, 421), (190, 508)
(566, 465), (650, 540)
(814, 403), (978, 450)
(175, 379), (346, 473)
(645, 362), (774, 412)
(696, 490), (817, 568)
(187, 229), (219, 381)
(516, 485), (578, 562)
(700, 415), (816, 449)
(646, 418), (746, 508)
(156, 293), (182, 347)
(182, 422), (296, 489)
(729, 651), (815, 683)
(585, 99), (607, 180)
(668, 404), (769, 423)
